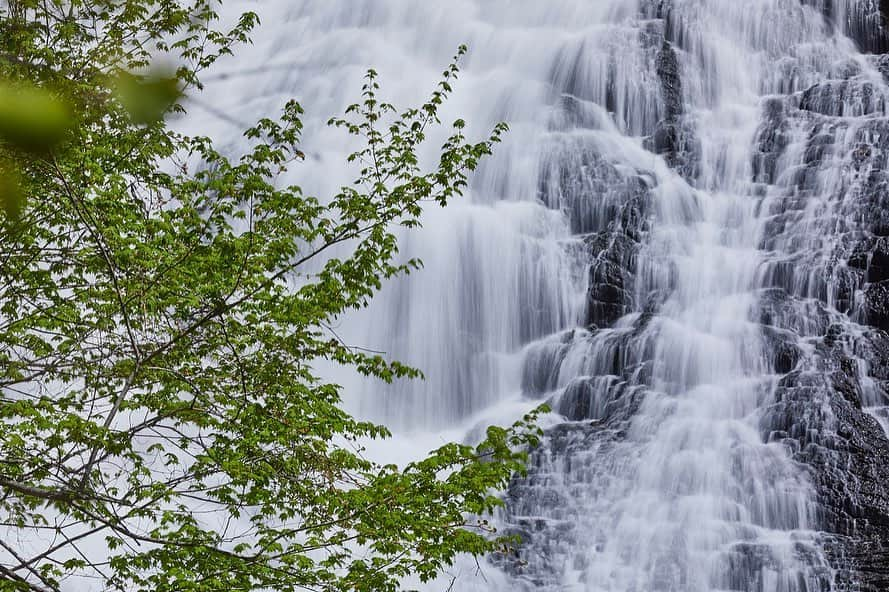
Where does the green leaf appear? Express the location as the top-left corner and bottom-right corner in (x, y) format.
(0, 159), (23, 219)
(0, 81), (72, 153)
(113, 70), (183, 124)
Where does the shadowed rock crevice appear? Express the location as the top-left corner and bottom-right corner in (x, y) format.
(804, 0), (889, 53)
(644, 40), (701, 182)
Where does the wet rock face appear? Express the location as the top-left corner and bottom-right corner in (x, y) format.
(536, 132), (653, 330)
(753, 99), (792, 185)
(806, 0), (889, 54)
(494, 423), (627, 588)
(510, 1), (889, 588)
(848, 236), (889, 283)
(863, 281), (889, 331)
(763, 329), (889, 591)
(846, 0), (889, 54)
(540, 3), (698, 332)
(644, 40), (701, 181)
(854, 328), (889, 393)
(656, 42), (682, 121)
(755, 63), (889, 323)
(799, 79), (886, 116)
(542, 18), (662, 330)
(585, 233), (639, 327)
(748, 24), (889, 582)
(762, 326), (804, 373)
(537, 145), (653, 236)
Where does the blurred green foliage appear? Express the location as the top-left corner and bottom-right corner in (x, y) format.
(0, 81), (72, 153)
(0, 67), (183, 219)
(113, 70), (183, 124)
(0, 81), (72, 219)
(0, 159), (23, 219)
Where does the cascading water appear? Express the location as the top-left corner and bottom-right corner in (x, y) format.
(202, 0), (889, 589)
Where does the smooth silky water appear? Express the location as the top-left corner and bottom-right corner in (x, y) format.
(196, 1), (889, 589)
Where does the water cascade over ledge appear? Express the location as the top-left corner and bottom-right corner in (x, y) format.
(203, 1), (889, 589)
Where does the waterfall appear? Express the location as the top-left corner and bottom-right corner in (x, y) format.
(201, 0), (889, 589)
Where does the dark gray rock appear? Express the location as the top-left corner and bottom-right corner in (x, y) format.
(853, 328), (889, 383)
(847, 0), (889, 54)
(537, 142), (653, 236)
(799, 80), (886, 117)
(521, 329), (584, 397)
(644, 41), (701, 181)
(763, 325), (804, 374)
(753, 98), (792, 184)
(494, 422), (626, 588)
(874, 53), (889, 83)
(848, 237), (889, 284)
(585, 232), (639, 327)
(863, 281), (889, 332)
(656, 41), (683, 122)
(740, 88), (889, 582)
(760, 327), (889, 591)
(718, 542), (831, 592)
(805, 0), (889, 54)
(758, 288), (834, 337)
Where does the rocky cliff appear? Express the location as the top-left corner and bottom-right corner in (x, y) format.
(498, 1), (889, 589)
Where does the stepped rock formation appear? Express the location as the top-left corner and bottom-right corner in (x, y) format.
(210, 1), (889, 589)
(500, 1), (889, 590)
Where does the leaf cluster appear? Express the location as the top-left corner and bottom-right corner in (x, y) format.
(0, 3), (540, 592)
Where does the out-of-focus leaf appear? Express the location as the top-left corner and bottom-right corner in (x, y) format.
(0, 160), (24, 220)
(113, 70), (182, 124)
(0, 82), (72, 153)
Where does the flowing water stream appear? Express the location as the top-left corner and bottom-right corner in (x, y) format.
(201, 1), (889, 589)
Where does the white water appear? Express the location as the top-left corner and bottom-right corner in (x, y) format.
(193, 1), (889, 590)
